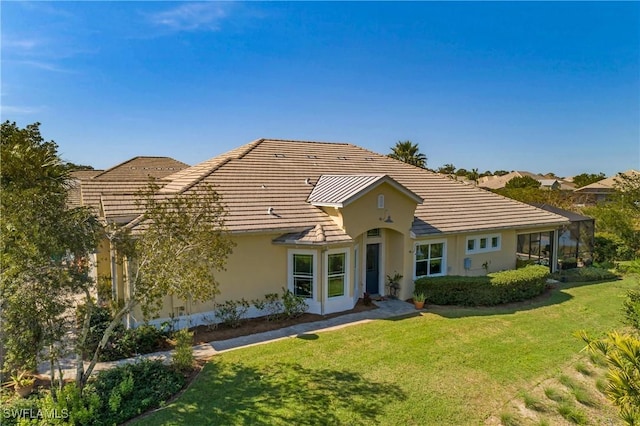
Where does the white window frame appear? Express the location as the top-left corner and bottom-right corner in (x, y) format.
(325, 248), (350, 299)
(377, 194), (385, 209)
(288, 249), (317, 300)
(414, 240), (447, 279)
(466, 233), (502, 255)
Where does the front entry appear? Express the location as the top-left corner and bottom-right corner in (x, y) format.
(366, 243), (380, 294)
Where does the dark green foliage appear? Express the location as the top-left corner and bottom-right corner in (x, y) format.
(0, 395), (40, 426)
(281, 288), (308, 318)
(80, 306), (167, 361)
(557, 402), (588, 424)
(623, 287), (640, 331)
(388, 140), (427, 168)
(593, 233), (635, 262)
(39, 360), (185, 425)
(555, 267), (618, 283)
(505, 176), (541, 189)
(215, 299), (250, 328)
(572, 172), (606, 188)
(91, 360), (184, 425)
(172, 329), (195, 373)
(414, 265), (549, 306)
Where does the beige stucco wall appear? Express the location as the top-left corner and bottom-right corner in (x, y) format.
(340, 181), (418, 238)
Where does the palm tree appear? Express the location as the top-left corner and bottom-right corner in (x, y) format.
(388, 140), (427, 168)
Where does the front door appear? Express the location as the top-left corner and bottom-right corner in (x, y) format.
(366, 243), (380, 294)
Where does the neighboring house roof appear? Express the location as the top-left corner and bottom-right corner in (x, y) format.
(92, 156), (189, 181)
(67, 157), (188, 214)
(574, 170), (640, 194)
(117, 139), (568, 242)
(478, 171), (574, 191)
(307, 174), (423, 208)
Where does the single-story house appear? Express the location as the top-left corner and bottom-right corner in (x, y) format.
(573, 170), (639, 205)
(77, 139), (571, 328)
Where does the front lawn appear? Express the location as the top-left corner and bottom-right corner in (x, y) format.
(134, 278), (635, 425)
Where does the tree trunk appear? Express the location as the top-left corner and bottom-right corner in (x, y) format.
(79, 299), (136, 388)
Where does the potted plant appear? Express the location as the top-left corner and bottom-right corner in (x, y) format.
(386, 272), (403, 299)
(412, 291), (426, 310)
(3, 371), (36, 398)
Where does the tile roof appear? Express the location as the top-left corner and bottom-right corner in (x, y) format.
(307, 174), (422, 207)
(92, 156), (189, 181)
(574, 170), (640, 193)
(120, 139), (568, 241)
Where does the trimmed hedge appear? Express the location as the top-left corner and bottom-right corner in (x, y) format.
(414, 265), (550, 306)
(555, 266), (618, 283)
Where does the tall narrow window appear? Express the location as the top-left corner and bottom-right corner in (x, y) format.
(327, 253), (346, 297)
(292, 254), (314, 298)
(377, 194), (385, 209)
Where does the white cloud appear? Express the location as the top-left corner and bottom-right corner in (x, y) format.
(11, 60), (75, 73)
(3, 38), (41, 50)
(1, 105), (43, 115)
(149, 2), (230, 32)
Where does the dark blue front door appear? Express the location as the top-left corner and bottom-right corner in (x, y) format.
(366, 243), (380, 294)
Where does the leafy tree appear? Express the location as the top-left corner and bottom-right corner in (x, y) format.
(0, 121), (101, 385)
(65, 162), (94, 171)
(467, 168), (480, 183)
(78, 183), (235, 386)
(505, 176), (541, 189)
(494, 187), (577, 211)
(455, 168), (469, 177)
(388, 140), (427, 168)
(494, 170), (510, 176)
(573, 172), (606, 188)
(437, 163), (456, 175)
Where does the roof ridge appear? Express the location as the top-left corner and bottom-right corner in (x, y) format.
(260, 138), (351, 146)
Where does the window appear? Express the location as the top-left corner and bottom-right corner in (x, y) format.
(367, 228), (380, 238)
(466, 234), (501, 254)
(327, 253), (346, 297)
(415, 241), (446, 278)
(377, 194), (385, 209)
(292, 253), (314, 298)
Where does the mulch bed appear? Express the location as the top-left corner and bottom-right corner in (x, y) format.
(190, 298), (377, 345)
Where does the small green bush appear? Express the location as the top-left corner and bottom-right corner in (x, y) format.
(215, 299), (250, 328)
(0, 395), (40, 426)
(282, 288), (308, 319)
(623, 287), (640, 331)
(414, 265), (549, 306)
(172, 329), (195, 373)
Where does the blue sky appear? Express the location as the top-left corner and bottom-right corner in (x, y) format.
(2, 1), (638, 177)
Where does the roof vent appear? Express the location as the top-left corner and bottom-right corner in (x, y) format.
(365, 157), (374, 161)
(267, 207), (274, 215)
(337, 156), (347, 160)
(305, 178), (312, 185)
(307, 155), (318, 159)
(274, 153), (285, 158)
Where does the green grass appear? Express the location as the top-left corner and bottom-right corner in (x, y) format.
(544, 386), (568, 403)
(133, 277), (635, 425)
(557, 402), (589, 424)
(522, 391), (548, 412)
(574, 362), (593, 376)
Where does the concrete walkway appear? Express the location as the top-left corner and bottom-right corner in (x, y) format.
(44, 298), (420, 379)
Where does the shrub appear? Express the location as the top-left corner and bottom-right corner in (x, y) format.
(172, 329), (195, 373)
(414, 265), (549, 306)
(556, 267), (618, 283)
(557, 402), (588, 425)
(252, 293), (283, 321)
(282, 288), (308, 318)
(215, 299), (250, 328)
(91, 359), (185, 425)
(37, 383), (101, 425)
(0, 395), (40, 426)
(594, 232), (635, 262)
(623, 287), (640, 331)
(80, 306), (167, 361)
